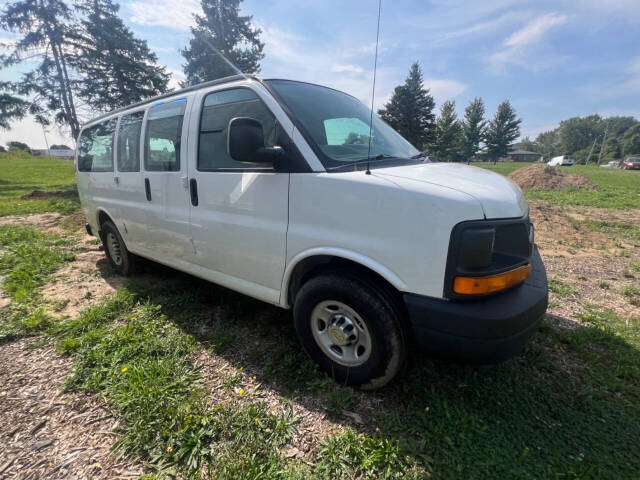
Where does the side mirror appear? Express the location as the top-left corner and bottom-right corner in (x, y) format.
(228, 117), (284, 164)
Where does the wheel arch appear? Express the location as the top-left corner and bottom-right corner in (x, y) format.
(282, 248), (407, 308)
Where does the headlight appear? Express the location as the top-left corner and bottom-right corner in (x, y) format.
(444, 216), (532, 298)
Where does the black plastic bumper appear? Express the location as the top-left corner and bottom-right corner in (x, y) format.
(404, 247), (548, 363)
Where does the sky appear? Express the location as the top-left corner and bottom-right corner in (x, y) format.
(1, 0), (639, 148)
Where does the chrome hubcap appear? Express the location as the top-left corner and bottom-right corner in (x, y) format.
(311, 300), (372, 367)
(106, 232), (122, 266)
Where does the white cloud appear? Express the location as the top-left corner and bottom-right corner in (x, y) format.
(488, 12), (568, 73)
(167, 68), (186, 90)
(629, 57), (640, 74)
(422, 78), (467, 104)
(330, 64), (364, 74)
(504, 12), (567, 48)
(128, 0), (200, 30)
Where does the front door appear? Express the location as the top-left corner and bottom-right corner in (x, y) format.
(141, 97), (194, 262)
(189, 87), (289, 304)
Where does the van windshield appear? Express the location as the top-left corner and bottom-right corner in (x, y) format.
(265, 80), (421, 171)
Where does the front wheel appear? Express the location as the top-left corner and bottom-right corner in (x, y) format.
(100, 220), (137, 276)
(293, 273), (407, 389)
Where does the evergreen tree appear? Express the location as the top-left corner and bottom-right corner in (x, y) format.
(460, 97), (486, 161)
(181, 0), (264, 84)
(378, 62), (436, 150)
(1, 0), (80, 138)
(433, 100), (463, 162)
(71, 0), (170, 111)
(0, 82), (29, 130)
(485, 100), (521, 162)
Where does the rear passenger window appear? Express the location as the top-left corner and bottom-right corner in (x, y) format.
(144, 98), (186, 172)
(77, 119), (116, 172)
(117, 111), (144, 172)
(199, 88), (277, 170)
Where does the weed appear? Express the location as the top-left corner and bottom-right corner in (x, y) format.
(622, 285), (640, 305)
(631, 261), (640, 272)
(598, 279), (610, 289)
(0, 225), (74, 303)
(326, 386), (354, 415)
(548, 276), (576, 297)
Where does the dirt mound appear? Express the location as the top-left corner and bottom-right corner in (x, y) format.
(21, 189), (78, 200)
(508, 164), (598, 190)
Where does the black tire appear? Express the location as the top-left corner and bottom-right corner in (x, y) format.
(100, 220), (137, 276)
(293, 272), (407, 389)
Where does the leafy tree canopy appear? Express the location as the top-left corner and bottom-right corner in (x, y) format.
(461, 97), (486, 160)
(485, 100), (521, 161)
(433, 99), (463, 162)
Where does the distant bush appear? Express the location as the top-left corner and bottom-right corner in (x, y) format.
(7, 140), (31, 153)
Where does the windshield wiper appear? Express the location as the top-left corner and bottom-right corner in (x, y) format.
(410, 152), (427, 160)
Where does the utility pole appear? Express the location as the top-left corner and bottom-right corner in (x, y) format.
(585, 137), (597, 165)
(597, 124), (608, 166)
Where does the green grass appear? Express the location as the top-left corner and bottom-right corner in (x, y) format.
(0, 225), (74, 303)
(548, 276), (577, 297)
(474, 161), (640, 209)
(579, 219), (640, 243)
(0, 151), (78, 216)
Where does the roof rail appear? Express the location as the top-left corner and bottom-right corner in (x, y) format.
(84, 74), (253, 126)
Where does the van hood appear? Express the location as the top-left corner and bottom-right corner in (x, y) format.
(373, 162), (528, 219)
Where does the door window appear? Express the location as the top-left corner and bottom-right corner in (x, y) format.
(198, 88), (277, 170)
(144, 98), (186, 172)
(77, 119), (117, 172)
(117, 111), (144, 172)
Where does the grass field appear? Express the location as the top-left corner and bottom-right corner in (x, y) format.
(474, 161), (640, 209)
(0, 151), (78, 216)
(0, 154), (639, 479)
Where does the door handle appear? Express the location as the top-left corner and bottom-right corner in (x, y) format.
(144, 178), (151, 201)
(190, 178), (198, 206)
(114, 176), (119, 185)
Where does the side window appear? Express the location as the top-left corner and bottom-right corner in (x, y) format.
(77, 119), (116, 172)
(117, 111), (144, 172)
(199, 88), (277, 170)
(144, 98), (186, 172)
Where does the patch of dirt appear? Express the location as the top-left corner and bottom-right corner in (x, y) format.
(20, 189), (78, 200)
(41, 234), (124, 318)
(0, 338), (145, 479)
(530, 202), (640, 324)
(0, 212), (68, 236)
(509, 164), (599, 190)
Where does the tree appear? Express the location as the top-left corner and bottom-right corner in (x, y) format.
(8, 140), (31, 152)
(535, 130), (559, 161)
(0, 86), (29, 130)
(1, 0), (80, 138)
(378, 62), (436, 150)
(71, 0), (169, 111)
(485, 100), (521, 162)
(433, 100), (463, 162)
(181, 0), (264, 84)
(519, 137), (537, 152)
(622, 123), (640, 156)
(558, 115), (603, 155)
(460, 97), (486, 161)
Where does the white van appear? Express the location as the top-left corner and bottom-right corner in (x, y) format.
(548, 155), (574, 166)
(76, 75), (548, 388)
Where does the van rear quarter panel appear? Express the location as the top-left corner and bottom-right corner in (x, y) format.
(285, 171), (485, 300)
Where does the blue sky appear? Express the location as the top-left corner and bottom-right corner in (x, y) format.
(1, 0), (639, 148)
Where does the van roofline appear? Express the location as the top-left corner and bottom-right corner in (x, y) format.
(83, 74), (254, 127)
(82, 76), (360, 129)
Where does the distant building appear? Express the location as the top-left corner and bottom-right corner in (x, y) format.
(32, 148), (74, 159)
(508, 149), (542, 163)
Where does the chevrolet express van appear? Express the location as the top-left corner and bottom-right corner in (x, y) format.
(76, 75), (548, 389)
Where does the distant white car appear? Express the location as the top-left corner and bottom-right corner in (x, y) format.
(600, 161), (620, 168)
(548, 155), (574, 166)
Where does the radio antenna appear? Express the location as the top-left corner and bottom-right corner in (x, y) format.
(365, 0), (382, 175)
(196, 36), (249, 84)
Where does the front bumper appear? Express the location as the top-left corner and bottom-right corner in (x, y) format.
(403, 247), (548, 363)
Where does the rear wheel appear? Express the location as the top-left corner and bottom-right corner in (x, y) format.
(100, 220), (137, 276)
(293, 272), (407, 389)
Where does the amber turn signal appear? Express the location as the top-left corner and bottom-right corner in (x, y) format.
(453, 264), (531, 295)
